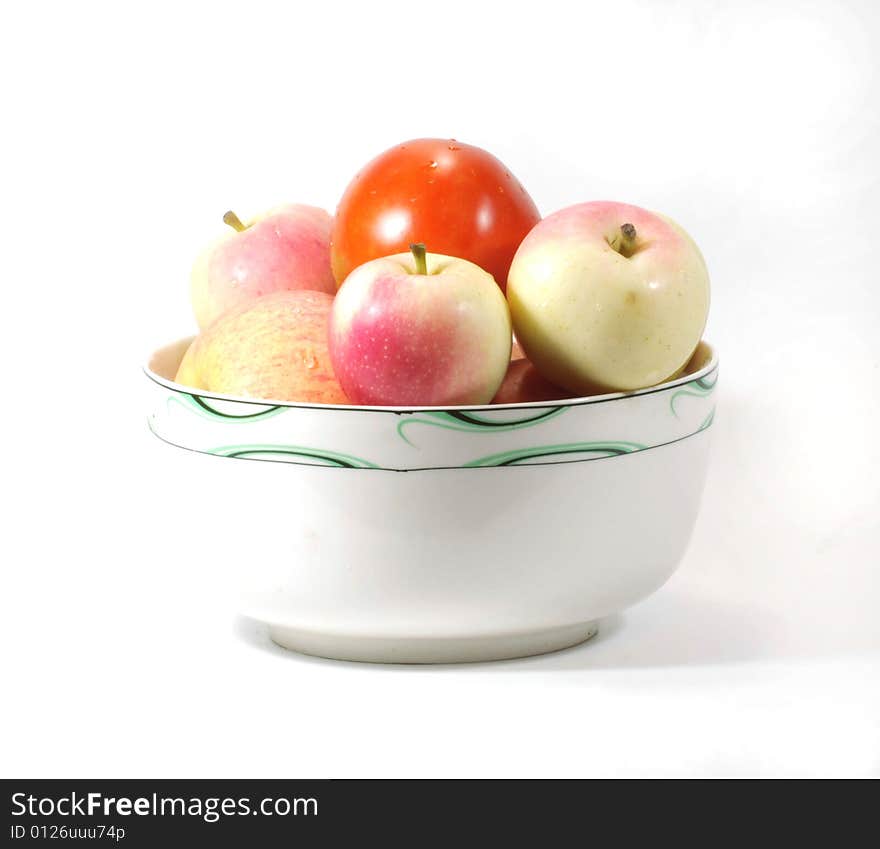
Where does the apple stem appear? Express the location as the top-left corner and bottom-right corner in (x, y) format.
(609, 223), (638, 257)
(223, 210), (247, 232)
(410, 242), (428, 275)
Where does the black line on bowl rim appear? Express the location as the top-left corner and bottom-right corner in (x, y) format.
(147, 418), (715, 474)
(143, 362), (719, 416)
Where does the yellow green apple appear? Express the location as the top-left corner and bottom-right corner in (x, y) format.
(507, 201), (710, 392)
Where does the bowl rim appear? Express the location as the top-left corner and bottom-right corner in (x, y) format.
(144, 338), (718, 414)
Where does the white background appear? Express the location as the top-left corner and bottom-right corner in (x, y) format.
(2, 0), (878, 777)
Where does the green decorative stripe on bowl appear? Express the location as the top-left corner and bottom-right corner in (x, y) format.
(698, 407), (716, 432)
(169, 394), (285, 422)
(397, 407), (567, 446)
(464, 441), (647, 467)
(208, 444), (378, 468)
(669, 366), (719, 417)
(148, 347), (718, 471)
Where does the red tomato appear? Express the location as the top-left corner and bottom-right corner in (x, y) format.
(330, 139), (541, 292)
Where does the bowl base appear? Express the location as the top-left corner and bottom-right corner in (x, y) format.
(267, 620), (600, 664)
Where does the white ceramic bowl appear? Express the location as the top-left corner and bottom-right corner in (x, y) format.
(145, 340), (718, 663)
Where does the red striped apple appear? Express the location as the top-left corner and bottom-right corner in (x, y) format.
(508, 201), (710, 392)
(329, 245), (511, 406)
(175, 290), (347, 404)
(190, 204), (336, 329)
(492, 358), (575, 404)
(511, 336), (525, 361)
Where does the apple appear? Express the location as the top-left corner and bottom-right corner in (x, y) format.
(175, 290), (347, 404)
(511, 336), (525, 361)
(507, 201), (710, 392)
(190, 204), (336, 329)
(329, 244), (511, 405)
(492, 358), (575, 404)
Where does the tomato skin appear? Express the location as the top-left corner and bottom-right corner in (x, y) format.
(330, 139), (541, 292)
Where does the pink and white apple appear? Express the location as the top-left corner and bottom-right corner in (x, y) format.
(175, 289), (347, 404)
(329, 245), (511, 405)
(507, 201), (710, 392)
(190, 204), (336, 329)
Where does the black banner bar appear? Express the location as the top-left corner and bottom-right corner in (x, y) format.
(1, 780), (584, 844)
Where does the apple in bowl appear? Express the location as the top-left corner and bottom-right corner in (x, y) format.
(190, 204), (336, 329)
(491, 358), (575, 405)
(176, 289), (347, 404)
(329, 244), (511, 406)
(507, 201), (710, 393)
